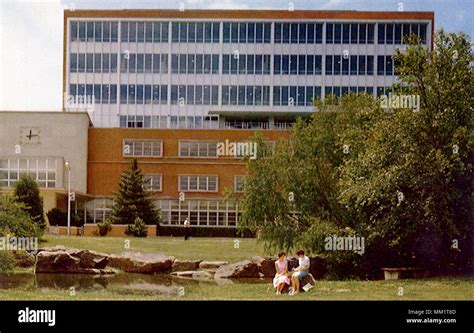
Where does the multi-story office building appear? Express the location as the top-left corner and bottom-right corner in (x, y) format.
(1, 10), (435, 233)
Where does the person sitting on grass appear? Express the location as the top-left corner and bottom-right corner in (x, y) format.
(290, 249), (310, 295)
(273, 252), (291, 295)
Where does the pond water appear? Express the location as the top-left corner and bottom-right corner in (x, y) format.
(0, 273), (269, 297)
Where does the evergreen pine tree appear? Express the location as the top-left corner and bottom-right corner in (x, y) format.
(111, 159), (161, 226)
(14, 175), (46, 231)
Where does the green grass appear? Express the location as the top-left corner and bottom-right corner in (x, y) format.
(3, 235), (469, 301)
(42, 234), (266, 262)
(0, 276), (472, 300)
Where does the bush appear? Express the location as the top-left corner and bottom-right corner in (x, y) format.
(125, 217), (148, 237)
(0, 195), (41, 238)
(0, 251), (16, 272)
(157, 226), (255, 238)
(46, 208), (83, 227)
(97, 219), (112, 237)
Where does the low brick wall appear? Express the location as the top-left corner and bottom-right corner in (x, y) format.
(83, 224), (157, 237)
(48, 226), (81, 236)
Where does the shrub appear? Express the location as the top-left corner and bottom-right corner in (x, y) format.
(0, 195), (41, 238)
(46, 208), (82, 227)
(0, 251), (16, 272)
(14, 175), (45, 231)
(125, 217), (148, 237)
(97, 219), (112, 237)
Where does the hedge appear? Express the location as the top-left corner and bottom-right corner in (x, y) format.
(157, 226), (255, 238)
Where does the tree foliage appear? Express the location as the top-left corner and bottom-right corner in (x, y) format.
(110, 159), (161, 226)
(13, 175), (45, 231)
(239, 30), (473, 278)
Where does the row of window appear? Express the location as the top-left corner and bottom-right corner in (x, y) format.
(120, 53), (168, 73)
(221, 85), (271, 106)
(326, 23), (375, 44)
(70, 21), (119, 42)
(223, 22), (271, 43)
(84, 198), (241, 226)
(378, 23), (427, 45)
(0, 158), (57, 188)
(179, 175), (218, 192)
(123, 139), (162, 157)
(222, 54), (271, 75)
(273, 86), (322, 106)
(274, 23), (323, 44)
(324, 86), (374, 97)
(274, 55), (322, 75)
(171, 54), (219, 74)
(119, 115), (220, 129)
(121, 21), (169, 43)
(69, 84), (117, 104)
(70, 21), (428, 45)
(119, 84), (168, 104)
(171, 22), (220, 43)
(69, 52), (401, 76)
(70, 53), (118, 73)
(170, 85), (219, 105)
(325, 55), (374, 76)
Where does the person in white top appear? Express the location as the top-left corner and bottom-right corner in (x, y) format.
(290, 249), (310, 295)
(183, 218), (190, 240)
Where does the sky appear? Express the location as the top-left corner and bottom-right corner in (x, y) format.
(0, 0), (472, 111)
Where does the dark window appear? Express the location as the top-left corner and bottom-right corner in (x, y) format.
(187, 54), (195, 74)
(290, 55), (297, 74)
(86, 54), (93, 73)
(188, 23), (196, 43)
(307, 24), (314, 43)
(255, 55), (263, 74)
(326, 23), (333, 43)
(350, 24), (358, 43)
(145, 23), (153, 42)
(213, 23), (220, 43)
(212, 85), (219, 105)
(180, 22), (188, 42)
(334, 24), (342, 43)
(205, 23), (213, 43)
(247, 55), (254, 74)
(231, 23), (238, 43)
(315, 24), (323, 43)
(153, 54), (161, 73)
(248, 23), (256, 43)
(274, 23), (282, 43)
(70, 53), (78, 72)
(420, 24), (427, 44)
(161, 22), (169, 42)
(256, 23), (263, 43)
(263, 23), (271, 43)
(179, 54), (187, 74)
(145, 85), (152, 104)
(342, 56), (349, 75)
(137, 54), (144, 73)
(386, 24), (393, 44)
(367, 24), (374, 44)
(238, 86), (245, 105)
(160, 85), (167, 104)
(104, 22), (111, 42)
(306, 55), (314, 75)
(315, 56), (322, 74)
(196, 23), (204, 43)
(239, 23), (246, 43)
(333, 55), (341, 75)
(223, 54), (230, 74)
(223, 23), (230, 43)
(79, 22), (86, 41)
(78, 53), (85, 72)
(386, 56), (393, 75)
(282, 55), (289, 75)
(378, 24), (385, 44)
(298, 55), (305, 75)
(204, 54), (212, 74)
(297, 86), (305, 106)
(86, 22), (94, 41)
(343, 24), (350, 43)
(70, 22), (78, 41)
(153, 22), (161, 42)
(238, 54), (245, 74)
(299, 23), (307, 43)
(120, 85), (127, 103)
(367, 55), (374, 75)
(290, 24), (298, 43)
(222, 85), (229, 104)
(137, 85), (144, 104)
(325, 55), (332, 75)
(187, 86), (194, 105)
(172, 23), (179, 42)
(129, 85), (136, 104)
(137, 22), (145, 42)
(171, 54), (179, 73)
(94, 53), (102, 72)
(394, 24), (402, 44)
(282, 23), (290, 43)
(274, 55), (281, 74)
(196, 54), (203, 74)
(377, 55), (385, 75)
(358, 55), (366, 75)
(110, 85), (117, 103)
(359, 24), (367, 44)
(129, 22), (136, 42)
(350, 55), (357, 75)
(212, 54), (219, 74)
(273, 86), (281, 106)
(94, 22), (102, 42)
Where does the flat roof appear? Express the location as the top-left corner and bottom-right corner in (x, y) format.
(64, 9), (434, 21)
(0, 111), (94, 127)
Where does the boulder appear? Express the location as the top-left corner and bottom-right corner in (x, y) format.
(171, 270), (213, 281)
(108, 252), (175, 274)
(68, 249), (109, 269)
(172, 260), (202, 272)
(199, 261), (228, 270)
(214, 260), (260, 279)
(252, 256), (276, 278)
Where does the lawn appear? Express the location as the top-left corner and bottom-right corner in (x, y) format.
(41, 235), (267, 262)
(2, 235), (470, 301)
(0, 276), (472, 300)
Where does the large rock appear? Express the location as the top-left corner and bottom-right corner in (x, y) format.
(252, 256), (276, 278)
(108, 252), (175, 274)
(214, 260), (260, 279)
(199, 261), (228, 270)
(68, 249), (109, 269)
(35, 250), (114, 274)
(172, 260), (202, 272)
